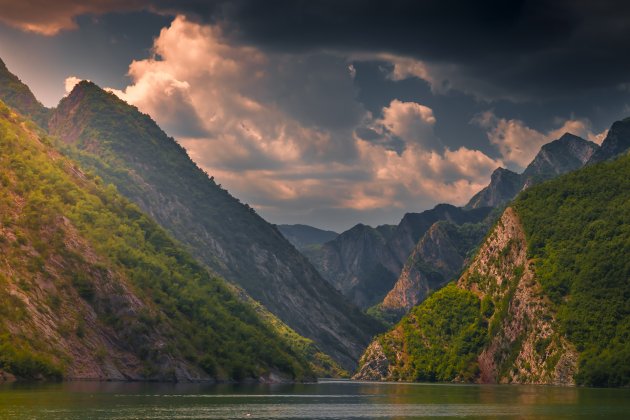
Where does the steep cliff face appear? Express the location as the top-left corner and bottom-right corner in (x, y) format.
(307, 205), (491, 309)
(304, 224), (400, 309)
(458, 208), (577, 384)
(381, 220), (488, 316)
(355, 208), (576, 384)
(47, 81), (379, 370)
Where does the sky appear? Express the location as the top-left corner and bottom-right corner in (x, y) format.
(1, 0), (629, 231)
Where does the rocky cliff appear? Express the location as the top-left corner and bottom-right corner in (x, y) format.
(355, 208), (576, 384)
(380, 220), (488, 316)
(307, 205), (491, 309)
(356, 151), (630, 386)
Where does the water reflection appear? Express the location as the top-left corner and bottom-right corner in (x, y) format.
(1, 379), (629, 419)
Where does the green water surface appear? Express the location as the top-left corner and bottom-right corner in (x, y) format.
(0, 379), (628, 419)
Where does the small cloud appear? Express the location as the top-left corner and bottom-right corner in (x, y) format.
(64, 76), (86, 94)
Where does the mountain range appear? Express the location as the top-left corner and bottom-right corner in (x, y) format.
(355, 146), (630, 386)
(1, 54), (629, 386)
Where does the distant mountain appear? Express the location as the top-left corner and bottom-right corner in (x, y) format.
(587, 117), (630, 164)
(466, 133), (599, 209)
(465, 168), (524, 210)
(277, 224), (338, 250)
(356, 153), (630, 387)
(0, 58), (49, 127)
(45, 81), (380, 370)
(0, 99), (312, 382)
(380, 220), (490, 317)
(306, 204), (491, 309)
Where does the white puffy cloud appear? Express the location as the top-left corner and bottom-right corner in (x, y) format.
(474, 111), (607, 168)
(64, 76), (84, 94)
(109, 15), (502, 229)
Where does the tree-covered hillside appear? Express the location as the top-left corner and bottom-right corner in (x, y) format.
(0, 100), (312, 381)
(515, 154), (630, 386)
(356, 153), (630, 387)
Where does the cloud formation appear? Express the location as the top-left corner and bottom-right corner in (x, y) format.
(0, 0), (146, 35)
(5, 1), (630, 101)
(474, 111), (608, 168)
(106, 16), (503, 229)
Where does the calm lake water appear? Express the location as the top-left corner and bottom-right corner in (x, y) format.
(1, 379), (629, 419)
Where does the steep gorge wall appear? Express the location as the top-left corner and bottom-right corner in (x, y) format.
(355, 208), (577, 384)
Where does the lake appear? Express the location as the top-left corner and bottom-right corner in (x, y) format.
(1, 379), (629, 419)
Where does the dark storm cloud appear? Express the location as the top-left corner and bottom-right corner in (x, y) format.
(151, 0), (630, 99)
(4, 1), (630, 100)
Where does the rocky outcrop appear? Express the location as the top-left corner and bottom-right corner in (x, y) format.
(459, 208), (577, 384)
(466, 168), (522, 210)
(353, 341), (390, 381)
(381, 220), (487, 315)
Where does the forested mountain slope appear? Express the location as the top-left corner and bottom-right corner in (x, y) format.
(356, 154), (630, 387)
(0, 100), (313, 382)
(46, 81), (380, 370)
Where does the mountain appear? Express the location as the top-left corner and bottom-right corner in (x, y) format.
(0, 100), (313, 382)
(0, 58), (49, 127)
(465, 168), (522, 210)
(45, 81), (379, 370)
(466, 133), (598, 209)
(379, 220), (490, 317)
(355, 153), (630, 387)
(306, 204), (491, 309)
(587, 117), (630, 164)
(277, 224), (338, 250)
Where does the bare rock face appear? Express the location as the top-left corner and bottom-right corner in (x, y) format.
(382, 220), (486, 314)
(352, 341), (390, 381)
(459, 208), (577, 385)
(308, 205), (491, 310)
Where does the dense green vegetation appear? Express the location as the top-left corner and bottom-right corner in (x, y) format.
(515, 154), (630, 386)
(379, 284), (487, 381)
(0, 100), (312, 381)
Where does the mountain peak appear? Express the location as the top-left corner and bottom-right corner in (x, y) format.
(523, 133), (598, 179)
(587, 117), (630, 164)
(0, 56), (49, 126)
